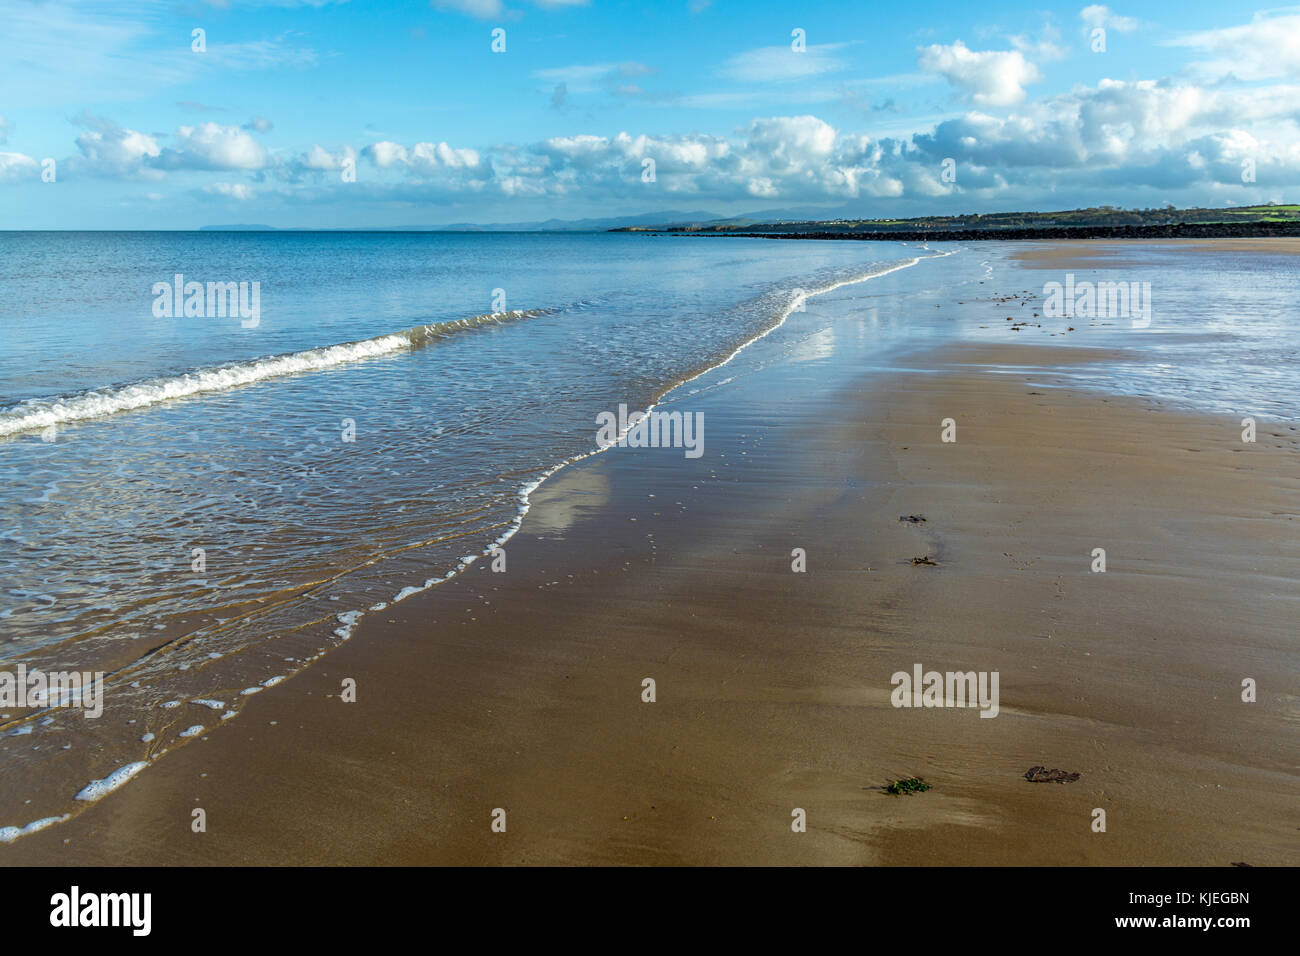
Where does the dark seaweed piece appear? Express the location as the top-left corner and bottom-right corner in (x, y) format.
(1024, 765), (1080, 783)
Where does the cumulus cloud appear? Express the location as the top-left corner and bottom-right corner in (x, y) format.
(305, 76), (1300, 210)
(70, 112), (163, 179)
(282, 143), (357, 180)
(918, 40), (1042, 106)
(31, 35), (1300, 214)
(64, 115), (270, 179)
(298, 144), (355, 170)
(360, 139), (491, 194)
(365, 140), (483, 172)
(243, 116), (274, 132)
(909, 77), (1300, 195)
(502, 119), (907, 201)
(0, 151), (40, 182)
(155, 122), (271, 171)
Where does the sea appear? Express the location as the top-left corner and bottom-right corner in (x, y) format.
(1, 230), (1295, 842)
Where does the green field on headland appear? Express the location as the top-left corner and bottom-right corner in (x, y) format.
(614, 204), (1300, 241)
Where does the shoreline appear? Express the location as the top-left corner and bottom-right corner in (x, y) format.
(5, 327), (1296, 864)
(0, 249), (938, 849)
(624, 223), (1300, 243)
(4, 241), (1296, 865)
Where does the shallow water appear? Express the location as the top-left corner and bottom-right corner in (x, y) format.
(0, 232), (1293, 840)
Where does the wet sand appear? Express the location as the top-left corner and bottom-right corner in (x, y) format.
(1009, 236), (1300, 268)
(6, 322), (1297, 865)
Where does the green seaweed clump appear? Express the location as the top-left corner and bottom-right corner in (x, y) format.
(886, 777), (932, 796)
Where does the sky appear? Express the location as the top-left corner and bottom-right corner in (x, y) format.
(1, 0), (1298, 228)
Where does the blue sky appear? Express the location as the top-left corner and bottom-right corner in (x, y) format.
(2, 0), (1297, 227)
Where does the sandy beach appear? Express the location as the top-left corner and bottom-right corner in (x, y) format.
(5, 242), (1297, 866)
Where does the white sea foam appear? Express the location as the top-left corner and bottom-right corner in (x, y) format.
(333, 611), (363, 640)
(0, 309), (547, 438)
(75, 761), (149, 801)
(0, 814), (69, 843)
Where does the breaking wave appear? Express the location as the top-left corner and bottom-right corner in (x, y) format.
(0, 308), (551, 438)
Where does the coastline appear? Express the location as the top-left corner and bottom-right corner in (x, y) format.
(623, 223), (1300, 243)
(5, 243), (1297, 865)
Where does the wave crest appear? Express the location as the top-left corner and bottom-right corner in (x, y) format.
(0, 308), (550, 438)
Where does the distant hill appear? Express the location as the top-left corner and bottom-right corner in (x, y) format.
(425, 210), (725, 231)
(199, 211), (727, 233)
(615, 204), (1300, 238)
(198, 204), (1300, 237)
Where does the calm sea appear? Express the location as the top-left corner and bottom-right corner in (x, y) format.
(0, 231), (1294, 841)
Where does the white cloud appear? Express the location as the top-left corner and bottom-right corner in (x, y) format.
(909, 76), (1300, 194)
(1168, 12), (1300, 81)
(71, 113), (163, 179)
(533, 62), (654, 95)
(360, 139), (490, 195)
(364, 140), (482, 173)
(0, 3), (320, 108)
(0, 151), (39, 182)
(285, 73), (1300, 209)
(431, 0), (504, 17)
(1010, 26), (1068, 63)
(157, 123), (271, 170)
(298, 144), (356, 170)
(364, 141), (411, 169)
(746, 115), (836, 162)
(63, 115), (279, 180)
(206, 37), (320, 71)
(918, 40), (1042, 106)
(1080, 5), (1138, 32)
(203, 182), (256, 200)
(720, 43), (848, 83)
(432, 0), (588, 14)
(33, 27), (1300, 214)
